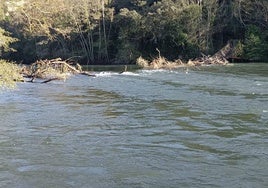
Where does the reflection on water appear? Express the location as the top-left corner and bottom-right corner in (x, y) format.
(0, 63), (268, 187)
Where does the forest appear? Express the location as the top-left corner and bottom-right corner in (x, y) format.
(0, 0), (268, 65)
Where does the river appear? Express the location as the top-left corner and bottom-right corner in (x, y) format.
(0, 63), (268, 187)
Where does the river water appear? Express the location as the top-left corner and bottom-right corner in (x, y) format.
(0, 63), (268, 187)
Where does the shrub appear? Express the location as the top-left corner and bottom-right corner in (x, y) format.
(0, 59), (22, 89)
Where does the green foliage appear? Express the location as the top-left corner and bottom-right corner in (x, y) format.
(1, 0), (268, 63)
(113, 8), (142, 63)
(0, 28), (18, 55)
(243, 25), (268, 61)
(233, 40), (244, 58)
(113, 1), (201, 61)
(0, 3), (4, 20)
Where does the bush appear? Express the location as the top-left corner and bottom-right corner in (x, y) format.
(0, 59), (22, 89)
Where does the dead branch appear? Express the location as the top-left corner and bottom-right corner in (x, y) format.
(20, 58), (96, 83)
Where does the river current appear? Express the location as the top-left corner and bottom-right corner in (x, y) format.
(0, 63), (268, 187)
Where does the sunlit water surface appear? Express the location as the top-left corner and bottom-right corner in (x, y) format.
(1, 63), (268, 187)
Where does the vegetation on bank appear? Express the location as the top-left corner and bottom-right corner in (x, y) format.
(0, 0), (267, 65)
(0, 59), (22, 88)
(0, 18), (21, 88)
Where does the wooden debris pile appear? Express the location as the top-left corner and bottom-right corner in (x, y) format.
(137, 54), (228, 69)
(187, 54), (229, 66)
(137, 44), (231, 69)
(187, 42), (232, 66)
(136, 49), (184, 69)
(137, 56), (184, 69)
(21, 58), (95, 83)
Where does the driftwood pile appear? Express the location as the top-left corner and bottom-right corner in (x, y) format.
(136, 56), (184, 69)
(187, 42), (232, 66)
(187, 54), (229, 66)
(21, 58), (95, 83)
(136, 48), (184, 69)
(137, 43), (232, 69)
(137, 54), (228, 69)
